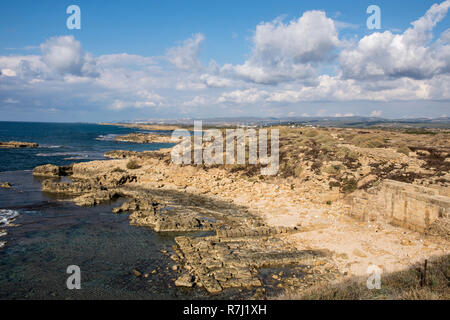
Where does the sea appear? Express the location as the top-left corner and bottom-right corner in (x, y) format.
(0, 122), (225, 299)
(0, 122), (280, 299)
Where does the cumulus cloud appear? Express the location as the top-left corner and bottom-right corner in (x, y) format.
(339, 0), (450, 80)
(217, 88), (269, 104)
(0, 68), (16, 77)
(199, 73), (234, 88)
(182, 95), (208, 107)
(222, 10), (339, 84)
(440, 28), (450, 42)
(1, 3), (450, 121)
(41, 36), (98, 77)
(166, 33), (204, 70)
(109, 98), (161, 110)
(96, 53), (155, 68)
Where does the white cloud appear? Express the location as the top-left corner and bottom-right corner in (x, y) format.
(335, 113), (354, 117)
(40, 36), (98, 77)
(200, 73), (234, 88)
(440, 28), (450, 42)
(370, 110), (383, 117)
(166, 33), (204, 70)
(339, 0), (450, 80)
(1, 68), (16, 77)
(109, 98), (160, 110)
(221, 10), (339, 84)
(252, 11), (339, 64)
(217, 88), (268, 104)
(1, 3), (450, 121)
(183, 96), (208, 107)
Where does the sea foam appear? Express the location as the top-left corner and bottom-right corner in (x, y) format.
(0, 209), (19, 226)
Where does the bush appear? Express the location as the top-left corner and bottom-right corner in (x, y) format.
(126, 159), (142, 170)
(341, 178), (358, 194)
(397, 146), (411, 156)
(350, 135), (387, 148)
(294, 166), (304, 177)
(112, 167), (126, 173)
(304, 129), (319, 137)
(277, 255), (449, 300)
(329, 181), (341, 188)
(323, 164), (344, 175)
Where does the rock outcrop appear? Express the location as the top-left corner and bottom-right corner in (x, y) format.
(349, 180), (450, 233)
(173, 235), (331, 294)
(31, 125), (450, 296)
(33, 164), (73, 177)
(115, 133), (173, 144)
(0, 182), (12, 188)
(0, 141), (38, 148)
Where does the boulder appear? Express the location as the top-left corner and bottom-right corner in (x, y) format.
(357, 174), (378, 189)
(175, 273), (195, 287)
(0, 182), (12, 188)
(33, 164), (72, 177)
(0, 141), (38, 148)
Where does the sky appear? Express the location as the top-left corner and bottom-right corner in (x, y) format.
(0, 0), (449, 122)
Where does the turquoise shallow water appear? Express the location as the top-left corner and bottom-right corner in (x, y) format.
(0, 171), (254, 299)
(0, 122), (256, 299)
(0, 122), (185, 299)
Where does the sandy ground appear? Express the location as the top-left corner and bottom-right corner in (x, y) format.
(73, 157), (450, 281)
(258, 201), (448, 278)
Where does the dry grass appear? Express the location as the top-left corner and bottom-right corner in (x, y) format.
(349, 134), (387, 148)
(276, 255), (450, 300)
(126, 159), (142, 170)
(397, 145), (411, 156)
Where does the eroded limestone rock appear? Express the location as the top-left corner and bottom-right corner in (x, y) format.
(174, 234), (328, 294)
(0, 141), (38, 148)
(33, 164), (73, 177)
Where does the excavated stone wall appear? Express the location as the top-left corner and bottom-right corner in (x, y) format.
(349, 180), (450, 232)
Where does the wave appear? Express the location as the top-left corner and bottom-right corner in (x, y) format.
(39, 145), (63, 149)
(96, 134), (119, 141)
(0, 209), (19, 227)
(36, 151), (103, 160)
(36, 152), (75, 157)
(64, 155), (89, 160)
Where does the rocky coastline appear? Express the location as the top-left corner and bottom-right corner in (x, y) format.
(114, 133), (173, 144)
(31, 125), (450, 298)
(0, 141), (38, 148)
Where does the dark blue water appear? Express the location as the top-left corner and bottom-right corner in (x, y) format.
(0, 122), (254, 299)
(0, 122), (192, 299)
(0, 122), (173, 172)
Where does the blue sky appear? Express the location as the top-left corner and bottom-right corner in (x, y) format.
(0, 0), (449, 122)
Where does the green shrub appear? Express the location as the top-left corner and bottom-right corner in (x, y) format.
(126, 159), (142, 170)
(323, 164), (344, 175)
(329, 181), (341, 188)
(112, 167), (126, 173)
(294, 166), (304, 177)
(341, 178), (358, 194)
(350, 135), (387, 148)
(304, 129), (319, 137)
(397, 146), (411, 156)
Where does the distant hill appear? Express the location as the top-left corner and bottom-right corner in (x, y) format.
(106, 116), (450, 129)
